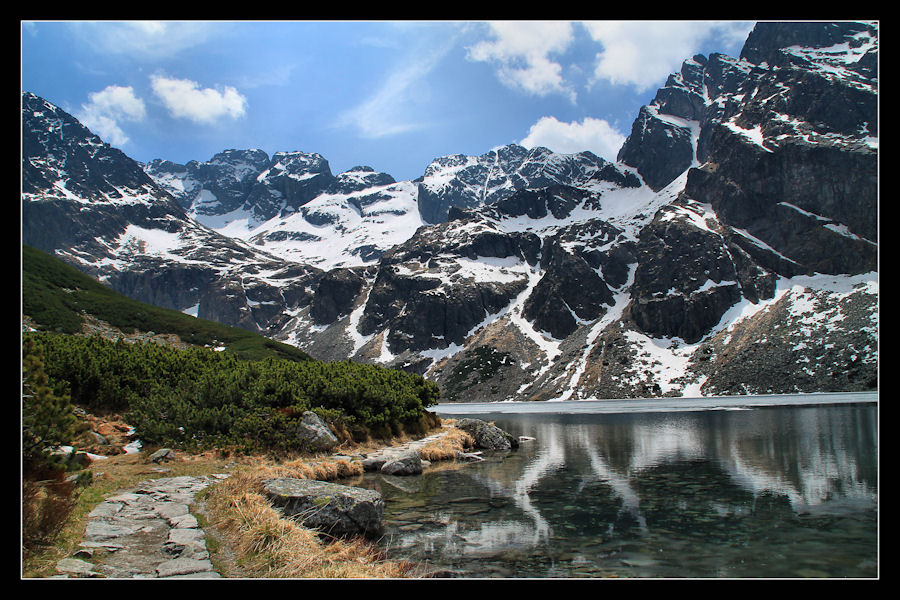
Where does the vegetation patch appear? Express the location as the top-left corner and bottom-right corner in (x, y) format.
(23, 244), (311, 363)
(27, 331), (440, 455)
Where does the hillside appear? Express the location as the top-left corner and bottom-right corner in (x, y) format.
(22, 243), (312, 363)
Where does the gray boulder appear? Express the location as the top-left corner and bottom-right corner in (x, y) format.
(295, 411), (339, 452)
(149, 448), (175, 463)
(380, 450), (423, 476)
(454, 418), (519, 450)
(263, 478), (384, 538)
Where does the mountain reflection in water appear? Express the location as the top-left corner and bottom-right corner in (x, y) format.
(353, 401), (877, 578)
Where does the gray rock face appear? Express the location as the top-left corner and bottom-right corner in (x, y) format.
(245, 151), (336, 222)
(453, 418), (519, 451)
(617, 105), (696, 191)
(357, 217), (536, 354)
(310, 267), (367, 325)
(416, 144), (622, 224)
(522, 239), (615, 339)
(330, 165), (396, 194)
(263, 478), (384, 538)
(294, 411), (339, 452)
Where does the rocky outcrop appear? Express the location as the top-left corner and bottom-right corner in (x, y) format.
(627, 198), (768, 343)
(357, 218), (537, 354)
(617, 105), (696, 191)
(263, 478), (384, 538)
(330, 165), (396, 194)
(244, 151), (336, 222)
(309, 268), (367, 325)
(453, 418), (519, 451)
(522, 239), (615, 339)
(416, 144), (623, 224)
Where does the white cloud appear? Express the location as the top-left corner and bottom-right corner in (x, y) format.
(467, 21), (577, 102)
(76, 85), (146, 146)
(337, 32), (459, 139)
(582, 21), (754, 92)
(520, 116), (626, 161)
(150, 75), (247, 125)
(68, 21), (216, 61)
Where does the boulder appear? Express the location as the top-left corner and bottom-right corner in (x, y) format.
(380, 450), (423, 476)
(149, 448), (175, 463)
(263, 478), (384, 538)
(454, 418), (519, 450)
(295, 411), (339, 452)
(361, 455), (390, 472)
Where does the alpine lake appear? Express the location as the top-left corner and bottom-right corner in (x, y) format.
(348, 392), (878, 579)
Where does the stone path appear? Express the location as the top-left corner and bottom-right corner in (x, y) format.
(56, 474), (229, 579)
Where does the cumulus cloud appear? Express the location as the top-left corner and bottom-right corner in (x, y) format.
(467, 21), (577, 102)
(582, 21), (754, 92)
(520, 116), (627, 161)
(76, 85), (146, 146)
(150, 75), (247, 125)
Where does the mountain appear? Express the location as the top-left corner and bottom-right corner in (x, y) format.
(21, 21), (878, 401)
(22, 92), (324, 335)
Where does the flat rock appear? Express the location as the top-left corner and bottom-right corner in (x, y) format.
(168, 513), (200, 528)
(155, 557), (215, 578)
(154, 503), (190, 519)
(84, 521), (136, 541)
(264, 477), (384, 538)
(88, 502), (123, 518)
(56, 558), (98, 576)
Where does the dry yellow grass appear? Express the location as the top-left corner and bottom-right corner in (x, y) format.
(416, 426), (474, 462)
(199, 424), (474, 579)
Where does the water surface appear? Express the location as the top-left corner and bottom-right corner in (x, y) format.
(354, 396), (878, 578)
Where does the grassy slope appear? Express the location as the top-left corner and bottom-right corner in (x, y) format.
(21, 244), (312, 363)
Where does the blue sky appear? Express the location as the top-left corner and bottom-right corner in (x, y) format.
(21, 20), (755, 182)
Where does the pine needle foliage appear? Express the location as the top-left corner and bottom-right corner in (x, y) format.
(22, 335), (77, 474)
(25, 331), (441, 455)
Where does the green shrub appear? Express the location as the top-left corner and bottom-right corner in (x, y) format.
(22, 336), (77, 474)
(25, 332), (441, 454)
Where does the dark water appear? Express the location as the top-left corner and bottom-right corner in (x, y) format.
(352, 398), (878, 578)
